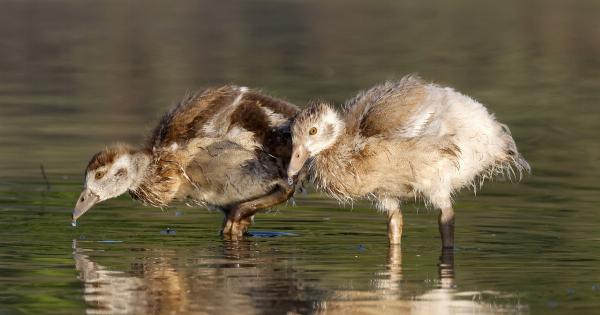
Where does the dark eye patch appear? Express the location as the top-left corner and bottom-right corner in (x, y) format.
(115, 168), (128, 177)
(324, 124), (335, 137)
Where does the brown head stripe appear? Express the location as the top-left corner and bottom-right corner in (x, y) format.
(86, 146), (133, 171)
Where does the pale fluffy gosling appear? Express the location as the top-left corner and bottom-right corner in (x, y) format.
(287, 75), (530, 248)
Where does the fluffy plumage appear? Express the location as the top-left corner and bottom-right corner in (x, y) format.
(74, 86), (299, 238)
(288, 75), (530, 247)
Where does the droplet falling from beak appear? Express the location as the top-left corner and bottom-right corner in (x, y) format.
(72, 188), (100, 222)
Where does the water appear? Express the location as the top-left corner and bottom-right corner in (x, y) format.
(1, 0), (599, 314)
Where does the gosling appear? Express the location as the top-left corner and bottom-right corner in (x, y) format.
(73, 86), (299, 239)
(287, 75), (529, 248)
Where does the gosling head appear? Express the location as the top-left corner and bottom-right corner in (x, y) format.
(72, 145), (148, 222)
(287, 102), (344, 181)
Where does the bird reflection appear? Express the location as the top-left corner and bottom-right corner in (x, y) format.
(438, 248), (455, 290)
(73, 241), (522, 315)
(317, 247), (522, 315)
(72, 239), (320, 314)
(73, 240), (191, 314)
(408, 249), (458, 315)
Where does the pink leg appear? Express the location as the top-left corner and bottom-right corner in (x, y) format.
(387, 208), (404, 246)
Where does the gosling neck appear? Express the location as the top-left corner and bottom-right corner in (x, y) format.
(129, 150), (152, 190)
(309, 130), (358, 201)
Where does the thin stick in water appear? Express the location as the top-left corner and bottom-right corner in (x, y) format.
(40, 163), (50, 191)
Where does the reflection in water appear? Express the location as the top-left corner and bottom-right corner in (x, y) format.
(74, 240), (184, 314)
(317, 248), (524, 314)
(73, 241), (524, 314)
(73, 240), (324, 314)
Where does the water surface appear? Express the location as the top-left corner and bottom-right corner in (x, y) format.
(1, 0), (600, 314)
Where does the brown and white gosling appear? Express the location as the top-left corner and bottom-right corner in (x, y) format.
(287, 75), (530, 248)
(73, 86), (299, 239)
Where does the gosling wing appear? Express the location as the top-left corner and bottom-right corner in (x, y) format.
(344, 75), (442, 139)
(148, 86), (239, 151)
(148, 86), (298, 153)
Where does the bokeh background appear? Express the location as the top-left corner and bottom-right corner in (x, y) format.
(1, 0), (599, 314)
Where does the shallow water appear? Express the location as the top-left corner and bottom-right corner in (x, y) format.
(1, 0), (600, 314)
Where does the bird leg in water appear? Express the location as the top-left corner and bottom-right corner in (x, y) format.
(387, 208), (403, 245)
(438, 247), (455, 289)
(438, 207), (455, 248)
(221, 215), (252, 241)
(221, 184), (295, 240)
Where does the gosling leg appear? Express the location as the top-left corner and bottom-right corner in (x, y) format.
(387, 208), (403, 246)
(222, 184), (295, 240)
(438, 207), (455, 249)
(221, 214), (253, 241)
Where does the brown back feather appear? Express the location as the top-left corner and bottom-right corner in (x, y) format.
(243, 91), (298, 118)
(149, 87), (299, 151)
(229, 100), (272, 143)
(148, 86), (238, 150)
(344, 75), (430, 138)
(230, 92), (298, 158)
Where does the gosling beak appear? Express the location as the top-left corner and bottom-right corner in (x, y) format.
(72, 188), (100, 221)
(287, 145), (309, 184)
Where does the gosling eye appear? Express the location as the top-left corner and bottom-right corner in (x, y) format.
(309, 127), (318, 136)
(95, 171), (105, 180)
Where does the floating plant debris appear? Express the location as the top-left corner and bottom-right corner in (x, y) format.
(161, 228), (177, 235)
